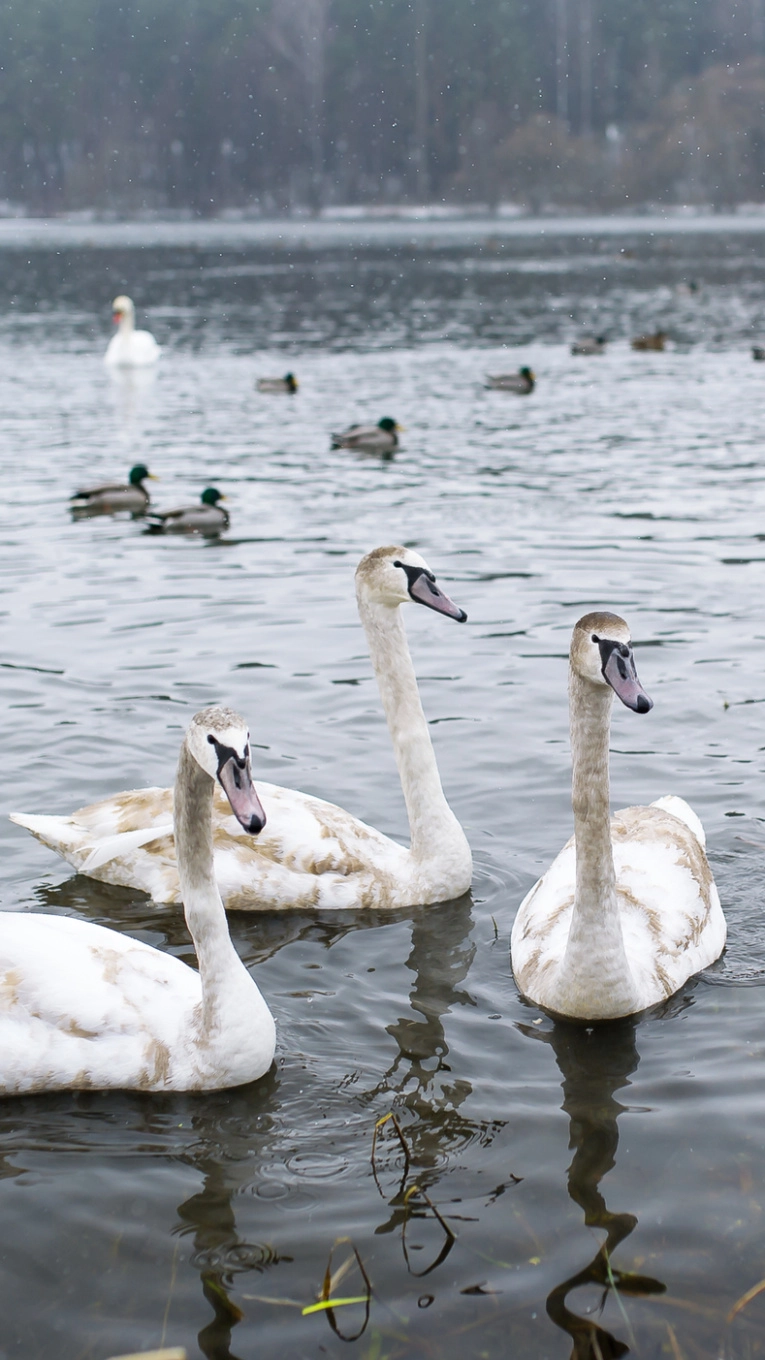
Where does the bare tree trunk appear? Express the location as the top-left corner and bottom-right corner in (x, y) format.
(414, 0), (429, 200)
(556, 0), (569, 129)
(579, 0), (593, 136)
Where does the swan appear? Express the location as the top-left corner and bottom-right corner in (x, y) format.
(2, 707), (275, 1093)
(571, 335), (606, 356)
(104, 295), (161, 367)
(511, 612), (726, 1021)
(145, 487), (229, 536)
(11, 547), (472, 911)
(485, 367), (535, 394)
(331, 418), (401, 454)
(257, 373), (298, 393)
(70, 463), (157, 517)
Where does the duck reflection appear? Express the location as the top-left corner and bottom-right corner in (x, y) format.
(524, 1019), (665, 1359)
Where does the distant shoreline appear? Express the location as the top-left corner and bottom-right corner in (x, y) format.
(3, 211), (765, 251)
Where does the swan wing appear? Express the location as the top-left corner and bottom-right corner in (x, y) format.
(0, 913), (197, 1093)
(12, 781), (410, 910)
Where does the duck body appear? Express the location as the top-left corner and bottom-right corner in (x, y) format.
(145, 488), (229, 536)
(752, 346), (765, 361)
(511, 613), (725, 1021)
(70, 463), (156, 517)
(104, 295), (160, 367)
(4, 707), (275, 1093)
(485, 367), (535, 393)
(330, 417), (400, 453)
(571, 336), (606, 356)
(631, 331), (666, 352)
(12, 548), (472, 912)
(257, 373), (298, 393)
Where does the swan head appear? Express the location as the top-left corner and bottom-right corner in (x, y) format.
(112, 295), (135, 325)
(355, 546), (467, 621)
(570, 612), (653, 714)
(185, 706), (266, 833)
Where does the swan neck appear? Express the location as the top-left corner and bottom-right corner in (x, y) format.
(570, 670), (616, 907)
(559, 668), (638, 1014)
(357, 593), (458, 859)
(119, 309), (135, 334)
(174, 743), (263, 1032)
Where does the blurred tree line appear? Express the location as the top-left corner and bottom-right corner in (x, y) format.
(2, 0), (765, 213)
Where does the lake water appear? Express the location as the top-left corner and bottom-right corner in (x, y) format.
(2, 216), (765, 1358)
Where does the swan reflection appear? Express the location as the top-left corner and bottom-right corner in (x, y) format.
(524, 1019), (665, 1359)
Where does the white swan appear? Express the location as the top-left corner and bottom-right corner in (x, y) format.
(2, 707), (275, 1093)
(12, 547), (472, 911)
(104, 295), (161, 367)
(511, 612), (726, 1021)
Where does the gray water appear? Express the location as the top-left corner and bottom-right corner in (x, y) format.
(2, 219), (765, 1359)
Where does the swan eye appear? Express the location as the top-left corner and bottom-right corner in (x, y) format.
(207, 734), (216, 745)
(591, 633), (599, 643)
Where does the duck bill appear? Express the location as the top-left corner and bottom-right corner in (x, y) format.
(602, 646), (653, 714)
(409, 573), (467, 622)
(217, 755), (266, 834)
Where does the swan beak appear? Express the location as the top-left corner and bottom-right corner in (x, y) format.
(217, 754), (267, 834)
(409, 572), (468, 622)
(602, 644), (653, 714)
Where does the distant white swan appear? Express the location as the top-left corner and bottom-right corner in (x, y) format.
(104, 295), (160, 367)
(3, 707), (275, 1093)
(511, 612), (726, 1020)
(12, 547), (472, 911)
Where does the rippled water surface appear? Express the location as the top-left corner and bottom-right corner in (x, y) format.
(3, 218), (765, 1358)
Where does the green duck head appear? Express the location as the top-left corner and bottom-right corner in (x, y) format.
(129, 464), (155, 485)
(377, 417), (399, 434)
(201, 487), (226, 506)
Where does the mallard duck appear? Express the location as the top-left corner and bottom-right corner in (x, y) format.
(70, 463), (157, 517)
(330, 417), (401, 454)
(631, 331), (666, 352)
(145, 488), (229, 536)
(485, 366), (536, 393)
(104, 295), (161, 367)
(256, 373), (298, 393)
(511, 612), (725, 1021)
(11, 547), (472, 911)
(571, 335), (607, 356)
(3, 706), (275, 1093)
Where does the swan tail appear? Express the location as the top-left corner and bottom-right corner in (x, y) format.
(650, 795), (707, 847)
(10, 812), (174, 873)
(10, 811), (94, 863)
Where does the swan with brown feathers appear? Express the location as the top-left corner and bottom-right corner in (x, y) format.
(2, 707), (275, 1093)
(12, 548), (472, 911)
(511, 612), (726, 1021)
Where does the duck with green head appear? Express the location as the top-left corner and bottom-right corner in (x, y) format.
(145, 487), (229, 536)
(70, 463), (157, 517)
(330, 416), (401, 454)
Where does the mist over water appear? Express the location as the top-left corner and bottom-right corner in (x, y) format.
(2, 220), (765, 1357)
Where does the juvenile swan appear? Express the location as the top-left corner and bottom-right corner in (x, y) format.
(511, 613), (725, 1020)
(2, 708), (275, 1093)
(12, 548), (472, 911)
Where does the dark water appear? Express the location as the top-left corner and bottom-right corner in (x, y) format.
(2, 217), (765, 1358)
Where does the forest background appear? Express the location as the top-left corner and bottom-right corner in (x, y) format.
(2, 0), (765, 216)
